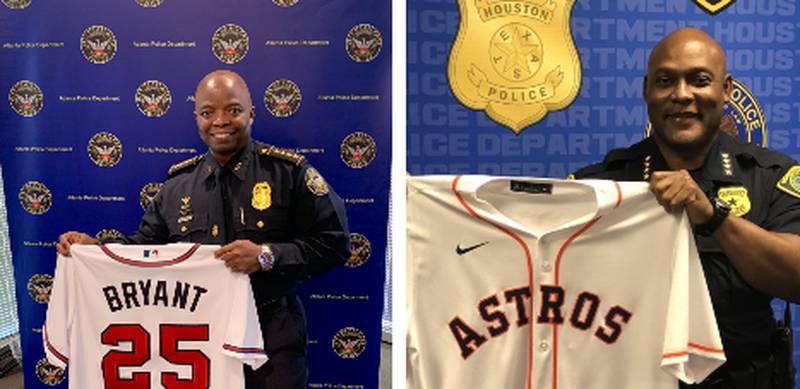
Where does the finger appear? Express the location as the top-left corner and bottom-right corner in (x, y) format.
(215, 244), (235, 258)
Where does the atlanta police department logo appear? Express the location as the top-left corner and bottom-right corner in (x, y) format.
(88, 132), (123, 167)
(19, 181), (52, 215)
(9, 80), (44, 117)
(346, 23), (382, 63)
(136, 0), (163, 7)
(135, 80), (171, 118)
(693, 0), (735, 15)
(140, 182), (163, 211)
(340, 131), (377, 169)
(2, 0), (31, 9)
(96, 228), (123, 241)
(27, 274), (53, 304)
(264, 79), (301, 117)
(272, 0), (298, 6)
(212, 23), (249, 64)
(346, 233), (371, 268)
(36, 358), (66, 385)
(80, 25), (117, 64)
(645, 79), (766, 147)
(332, 327), (366, 359)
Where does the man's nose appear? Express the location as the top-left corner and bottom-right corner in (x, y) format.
(671, 80), (693, 103)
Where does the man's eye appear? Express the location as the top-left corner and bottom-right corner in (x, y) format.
(199, 111), (211, 118)
(656, 77), (672, 85)
(229, 107), (242, 115)
(693, 77), (712, 86)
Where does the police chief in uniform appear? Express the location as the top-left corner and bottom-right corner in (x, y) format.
(573, 28), (800, 389)
(57, 70), (351, 389)
(572, 28), (800, 389)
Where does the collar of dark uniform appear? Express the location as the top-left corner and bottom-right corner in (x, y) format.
(693, 133), (743, 185)
(200, 141), (253, 183)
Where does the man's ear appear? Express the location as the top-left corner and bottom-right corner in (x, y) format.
(722, 74), (733, 103)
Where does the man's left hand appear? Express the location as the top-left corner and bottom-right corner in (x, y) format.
(649, 170), (714, 225)
(215, 240), (262, 274)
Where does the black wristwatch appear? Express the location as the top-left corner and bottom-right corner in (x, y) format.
(695, 197), (731, 236)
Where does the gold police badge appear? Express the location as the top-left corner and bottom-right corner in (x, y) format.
(777, 166), (800, 200)
(19, 181), (52, 215)
(346, 232), (371, 268)
(332, 327), (366, 359)
(36, 358), (66, 386)
(80, 25), (117, 64)
(96, 228), (123, 241)
(346, 23), (382, 63)
(9, 80), (44, 117)
(272, 0), (299, 6)
(136, 0), (164, 7)
(692, 0), (735, 15)
(305, 167), (329, 196)
(717, 186), (750, 217)
(212, 23), (249, 64)
(264, 79), (301, 117)
(2, 0), (31, 9)
(88, 132), (123, 167)
(341, 131), (377, 169)
(139, 182), (163, 211)
(135, 80), (172, 118)
(27, 273), (53, 304)
(448, 0), (581, 133)
(252, 182), (272, 211)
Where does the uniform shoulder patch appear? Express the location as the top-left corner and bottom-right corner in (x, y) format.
(776, 165), (800, 199)
(305, 166), (329, 196)
(167, 154), (204, 177)
(259, 144), (305, 165)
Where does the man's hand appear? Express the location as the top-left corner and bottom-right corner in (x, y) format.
(56, 231), (99, 257)
(215, 240), (262, 274)
(649, 170), (714, 225)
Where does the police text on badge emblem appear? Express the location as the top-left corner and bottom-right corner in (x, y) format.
(252, 182), (272, 211)
(448, 0), (581, 133)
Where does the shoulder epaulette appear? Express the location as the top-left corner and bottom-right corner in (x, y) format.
(259, 144), (305, 166)
(167, 154), (204, 177)
(732, 141), (793, 169)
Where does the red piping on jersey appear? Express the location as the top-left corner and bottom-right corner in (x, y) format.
(100, 243), (201, 267)
(451, 176), (536, 389)
(43, 324), (68, 365)
(223, 344), (266, 354)
(550, 180), (622, 389)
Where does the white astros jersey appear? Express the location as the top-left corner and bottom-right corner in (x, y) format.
(44, 243), (267, 389)
(407, 176), (725, 389)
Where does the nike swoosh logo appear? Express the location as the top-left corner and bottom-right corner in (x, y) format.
(456, 241), (489, 255)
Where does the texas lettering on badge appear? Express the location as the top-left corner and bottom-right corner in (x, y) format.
(448, 0), (582, 133)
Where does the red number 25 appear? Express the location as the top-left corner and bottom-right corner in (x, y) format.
(101, 324), (210, 389)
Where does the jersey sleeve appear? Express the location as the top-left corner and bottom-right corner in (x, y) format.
(221, 275), (268, 369)
(659, 213), (725, 383)
(42, 254), (74, 368)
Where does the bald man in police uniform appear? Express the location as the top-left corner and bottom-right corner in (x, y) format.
(58, 70), (350, 389)
(572, 28), (800, 389)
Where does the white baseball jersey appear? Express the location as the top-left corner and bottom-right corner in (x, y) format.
(44, 243), (267, 389)
(407, 175), (725, 389)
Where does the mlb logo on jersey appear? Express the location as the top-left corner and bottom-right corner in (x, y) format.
(143, 249), (159, 257)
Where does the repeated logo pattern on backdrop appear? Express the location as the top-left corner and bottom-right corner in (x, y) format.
(408, 0), (798, 383)
(0, 1), (390, 388)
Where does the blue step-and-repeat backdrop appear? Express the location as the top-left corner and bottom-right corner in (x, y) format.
(0, 0), (390, 388)
(408, 0), (798, 386)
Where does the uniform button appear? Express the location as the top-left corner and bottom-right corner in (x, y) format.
(542, 263), (552, 272)
(180, 225), (188, 233)
(538, 341), (549, 351)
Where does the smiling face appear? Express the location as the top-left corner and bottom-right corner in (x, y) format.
(644, 28), (732, 155)
(194, 71), (255, 165)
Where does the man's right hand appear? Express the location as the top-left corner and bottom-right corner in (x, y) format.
(56, 231), (99, 257)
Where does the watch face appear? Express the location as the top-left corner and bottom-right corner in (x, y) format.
(714, 197), (732, 212)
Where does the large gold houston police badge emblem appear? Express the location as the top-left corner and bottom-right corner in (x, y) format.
(449, 0), (580, 134)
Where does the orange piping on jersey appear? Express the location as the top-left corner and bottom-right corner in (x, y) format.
(100, 243), (201, 267)
(451, 175), (535, 389)
(551, 180), (622, 389)
(662, 350), (690, 359)
(688, 342), (724, 353)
